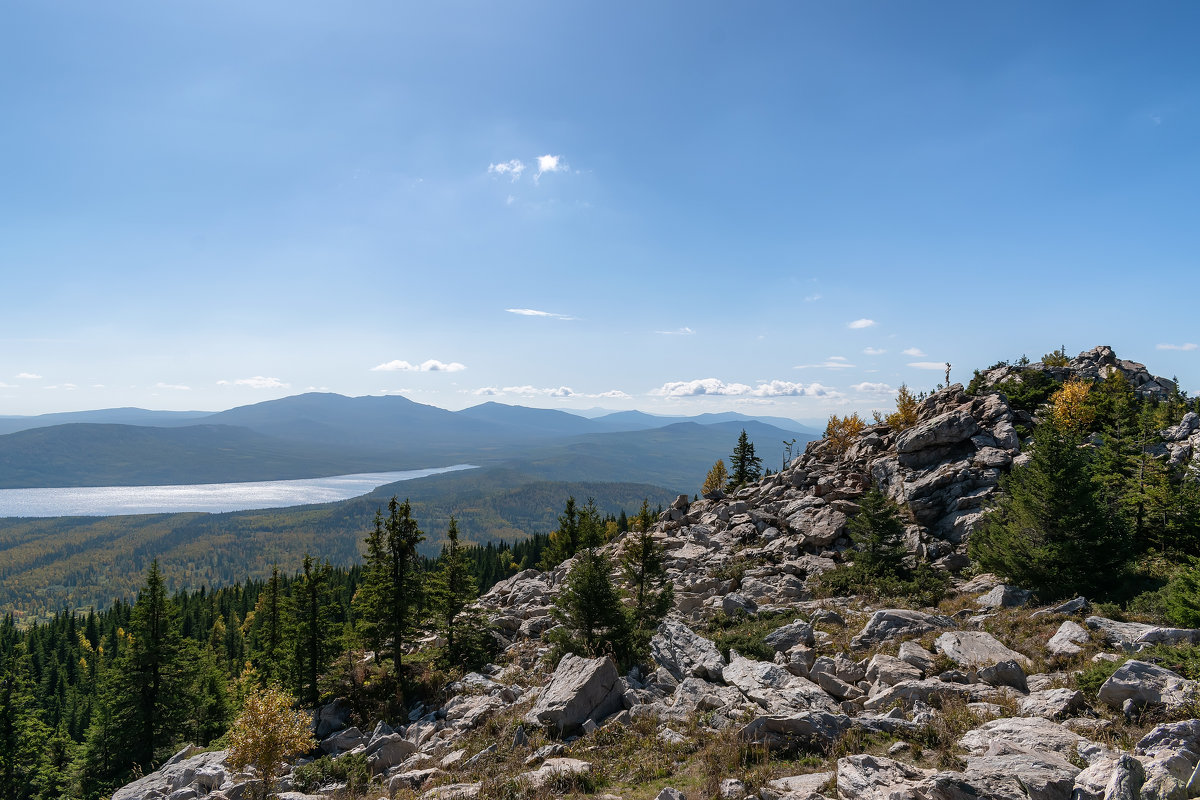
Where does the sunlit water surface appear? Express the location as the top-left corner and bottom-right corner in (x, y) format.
(0, 465), (477, 518)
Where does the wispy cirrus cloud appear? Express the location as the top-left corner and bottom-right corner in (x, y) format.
(848, 319), (876, 329)
(217, 376), (290, 389)
(655, 327), (695, 336)
(371, 359), (466, 373)
(1157, 343), (1198, 351)
(45, 383), (77, 390)
(803, 294), (822, 302)
(863, 347), (886, 356)
(651, 378), (840, 398)
(0, 382), (17, 388)
(154, 382), (191, 391)
(15, 372), (42, 380)
(908, 361), (946, 370)
(506, 308), (576, 320)
(902, 347), (926, 357)
(488, 154), (569, 185)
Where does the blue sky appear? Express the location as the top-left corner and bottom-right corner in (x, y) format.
(2, 2), (1198, 420)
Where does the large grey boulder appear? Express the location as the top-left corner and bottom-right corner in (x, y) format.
(1097, 660), (1198, 713)
(895, 409), (981, 454)
(835, 754), (929, 800)
(850, 609), (954, 650)
(112, 751), (230, 800)
(1046, 620), (1089, 657)
(722, 651), (838, 714)
(320, 725), (366, 754)
(523, 654), (624, 734)
(1018, 688), (1086, 720)
(918, 752), (1080, 800)
(935, 631), (1031, 669)
(650, 619), (726, 681)
(739, 711), (852, 751)
(365, 733), (418, 775)
(764, 619), (816, 652)
(312, 697), (353, 738)
(976, 584), (1032, 609)
(1072, 754), (1145, 800)
(959, 717), (1102, 764)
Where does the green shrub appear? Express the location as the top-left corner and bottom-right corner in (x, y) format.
(292, 753), (370, 795)
(1074, 658), (1126, 698)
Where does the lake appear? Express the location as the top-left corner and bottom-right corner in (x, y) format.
(0, 465), (477, 517)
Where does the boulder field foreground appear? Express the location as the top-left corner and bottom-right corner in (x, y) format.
(116, 347), (1200, 800)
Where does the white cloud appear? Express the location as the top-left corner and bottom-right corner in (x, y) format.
(851, 381), (896, 394)
(863, 347), (886, 356)
(595, 389), (633, 399)
(0, 382), (15, 388)
(1157, 343), (1198, 351)
(795, 358), (856, 369)
(535, 154), (567, 181)
(303, 386), (333, 392)
(803, 294), (822, 302)
(908, 361), (946, 370)
(371, 359), (466, 373)
(154, 382), (191, 391)
(45, 383), (78, 390)
(506, 308), (576, 320)
(651, 378), (840, 398)
(472, 386), (630, 400)
(15, 372), (41, 380)
(902, 347), (926, 357)
(217, 376), (290, 389)
(655, 327), (695, 336)
(848, 319), (876, 329)
(488, 159), (525, 180)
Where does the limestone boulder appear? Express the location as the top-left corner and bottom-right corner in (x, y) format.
(850, 609), (954, 650)
(650, 619), (726, 681)
(1097, 660), (1199, 713)
(523, 654), (625, 734)
(934, 630), (1031, 668)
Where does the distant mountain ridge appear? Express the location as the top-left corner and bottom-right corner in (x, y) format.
(0, 393), (817, 489)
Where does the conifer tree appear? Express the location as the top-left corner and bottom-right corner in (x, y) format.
(428, 517), (486, 666)
(542, 496), (581, 568)
(356, 498), (425, 672)
(291, 555), (335, 706)
(727, 430), (762, 488)
(620, 500), (673, 659)
(0, 655), (45, 800)
(848, 487), (908, 578)
(552, 547), (630, 665)
(702, 460), (728, 495)
(969, 419), (1132, 600)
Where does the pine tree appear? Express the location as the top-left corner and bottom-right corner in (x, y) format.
(291, 555), (335, 707)
(116, 560), (189, 772)
(620, 501), (673, 660)
(848, 488), (908, 578)
(542, 496), (581, 568)
(249, 565), (287, 681)
(0, 654), (45, 800)
(552, 548), (631, 666)
(428, 517), (486, 666)
(969, 421), (1132, 600)
(727, 430), (762, 488)
(355, 498), (425, 672)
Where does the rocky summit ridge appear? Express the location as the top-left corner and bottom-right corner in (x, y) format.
(117, 346), (1200, 800)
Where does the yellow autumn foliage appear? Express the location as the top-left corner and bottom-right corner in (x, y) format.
(1049, 378), (1095, 433)
(825, 412), (867, 456)
(884, 383), (920, 431)
(228, 684), (315, 799)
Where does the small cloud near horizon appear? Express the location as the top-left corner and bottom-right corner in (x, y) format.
(651, 378), (840, 399)
(371, 359), (466, 373)
(471, 385), (630, 400)
(908, 361), (946, 370)
(851, 381), (896, 394)
(848, 319), (876, 329)
(1157, 343), (1198, 351)
(154, 382), (191, 391)
(217, 376), (290, 389)
(15, 372), (42, 380)
(506, 308), (577, 320)
(903, 347), (926, 357)
(795, 357), (855, 370)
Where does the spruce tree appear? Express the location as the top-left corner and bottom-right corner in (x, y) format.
(291, 555), (335, 706)
(620, 500), (673, 660)
(552, 548), (631, 665)
(542, 496), (581, 568)
(355, 498), (425, 672)
(428, 517), (486, 666)
(727, 430), (762, 488)
(848, 488), (908, 578)
(969, 421), (1132, 601)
